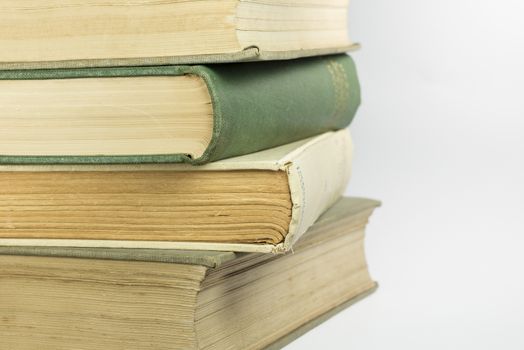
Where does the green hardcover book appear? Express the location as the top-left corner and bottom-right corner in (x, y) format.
(0, 54), (360, 165)
(0, 0), (356, 70)
(0, 197), (380, 350)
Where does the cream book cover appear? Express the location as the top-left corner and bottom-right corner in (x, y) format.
(0, 130), (353, 253)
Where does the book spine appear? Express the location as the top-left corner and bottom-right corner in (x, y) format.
(196, 54), (360, 164)
(280, 129), (353, 251)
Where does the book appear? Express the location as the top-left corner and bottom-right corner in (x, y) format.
(0, 197), (380, 350)
(0, 54), (360, 165)
(0, 0), (357, 70)
(0, 130), (352, 253)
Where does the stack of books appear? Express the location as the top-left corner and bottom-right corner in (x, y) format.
(0, 1), (380, 349)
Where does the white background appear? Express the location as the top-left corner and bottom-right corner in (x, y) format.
(289, 1), (524, 349)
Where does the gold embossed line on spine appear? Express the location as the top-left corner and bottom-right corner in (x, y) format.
(326, 59), (350, 122)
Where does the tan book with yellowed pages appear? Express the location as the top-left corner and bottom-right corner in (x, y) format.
(0, 130), (352, 253)
(0, 0), (357, 70)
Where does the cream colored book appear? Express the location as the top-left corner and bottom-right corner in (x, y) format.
(0, 197), (380, 350)
(0, 0), (357, 70)
(0, 130), (352, 253)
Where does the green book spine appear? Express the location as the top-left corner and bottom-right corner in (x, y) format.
(0, 54), (360, 165)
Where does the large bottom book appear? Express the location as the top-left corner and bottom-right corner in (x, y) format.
(0, 197), (379, 350)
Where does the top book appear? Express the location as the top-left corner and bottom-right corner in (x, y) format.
(0, 0), (355, 69)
